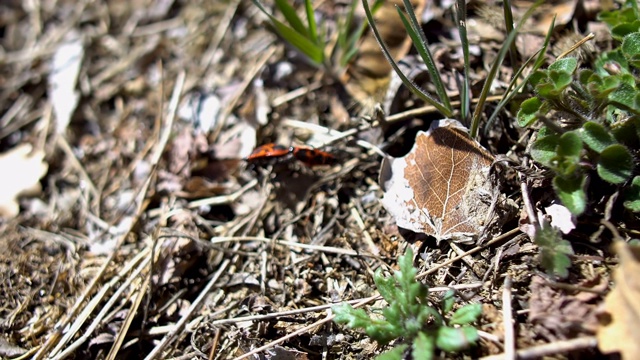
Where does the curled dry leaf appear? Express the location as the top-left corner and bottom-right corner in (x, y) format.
(380, 119), (513, 243)
(597, 241), (640, 359)
(0, 144), (48, 218)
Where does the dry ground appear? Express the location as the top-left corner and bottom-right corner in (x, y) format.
(0, 0), (625, 359)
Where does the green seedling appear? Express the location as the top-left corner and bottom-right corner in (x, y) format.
(333, 248), (481, 360)
(252, 0), (383, 76)
(535, 221), (575, 278)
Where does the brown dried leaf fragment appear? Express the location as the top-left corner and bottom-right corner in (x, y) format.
(597, 241), (640, 359)
(380, 119), (512, 243)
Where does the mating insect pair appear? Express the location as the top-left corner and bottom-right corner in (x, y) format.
(245, 143), (336, 168)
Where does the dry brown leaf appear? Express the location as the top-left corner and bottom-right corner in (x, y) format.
(0, 144), (48, 219)
(597, 241), (640, 359)
(379, 119), (512, 243)
(341, 0), (426, 107)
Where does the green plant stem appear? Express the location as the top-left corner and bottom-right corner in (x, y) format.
(470, 0), (543, 139)
(502, 0), (518, 69)
(456, 0), (471, 122)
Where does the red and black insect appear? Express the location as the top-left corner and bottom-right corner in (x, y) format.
(291, 147), (336, 167)
(245, 143), (335, 168)
(244, 143), (293, 167)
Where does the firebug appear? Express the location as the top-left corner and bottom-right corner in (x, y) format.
(291, 147), (336, 167)
(244, 143), (292, 165)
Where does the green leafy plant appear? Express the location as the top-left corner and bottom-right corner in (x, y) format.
(361, 0), (550, 137)
(535, 221), (574, 278)
(332, 248), (481, 360)
(517, 0), (640, 216)
(252, 0), (382, 74)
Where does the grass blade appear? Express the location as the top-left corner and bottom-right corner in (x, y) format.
(455, 0), (471, 122)
(304, 0), (319, 44)
(470, 0), (543, 138)
(361, 0), (453, 117)
(502, 0), (518, 69)
(253, 0), (324, 65)
(400, 0), (452, 112)
(275, 0), (307, 36)
(484, 16), (555, 135)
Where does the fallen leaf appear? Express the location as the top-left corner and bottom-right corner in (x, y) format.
(597, 241), (640, 359)
(380, 119), (512, 243)
(0, 144), (49, 218)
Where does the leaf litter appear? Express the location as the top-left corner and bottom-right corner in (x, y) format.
(0, 0), (636, 359)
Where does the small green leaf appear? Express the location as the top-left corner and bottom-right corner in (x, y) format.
(553, 175), (587, 215)
(441, 290), (455, 314)
(535, 222), (574, 278)
(517, 97), (543, 127)
(412, 332), (435, 360)
(598, 144), (634, 184)
(624, 176), (640, 212)
(333, 303), (373, 328)
(536, 82), (558, 99)
(435, 326), (479, 352)
(548, 70), (573, 91)
(599, 6), (639, 30)
(580, 122), (616, 153)
(612, 21), (640, 41)
(375, 269), (398, 304)
(548, 57), (578, 74)
(578, 69), (596, 84)
(609, 81), (640, 113)
(376, 344), (408, 360)
(449, 304), (482, 325)
(366, 318), (404, 345)
(531, 134), (560, 166)
(557, 131), (583, 158)
(538, 126), (555, 138)
(622, 32), (640, 58)
(528, 70), (548, 87)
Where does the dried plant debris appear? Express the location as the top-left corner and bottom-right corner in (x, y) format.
(0, 0), (631, 359)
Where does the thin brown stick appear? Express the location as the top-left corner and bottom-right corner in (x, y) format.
(480, 336), (598, 360)
(502, 275), (515, 360)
